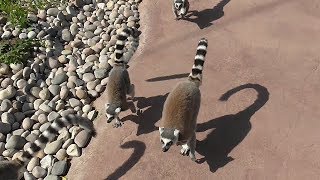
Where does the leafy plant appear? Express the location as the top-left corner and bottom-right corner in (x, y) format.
(0, 0), (66, 28)
(0, 38), (41, 64)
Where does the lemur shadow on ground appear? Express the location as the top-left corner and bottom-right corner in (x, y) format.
(146, 73), (189, 82)
(105, 140), (146, 180)
(122, 93), (169, 136)
(182, 0), (231, 29)
(196, 84), (269, 172)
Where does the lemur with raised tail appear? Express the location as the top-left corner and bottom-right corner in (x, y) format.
(105, 28), (136, 128)
(0, 114), (96, 180)
(159, 38), (208, 161)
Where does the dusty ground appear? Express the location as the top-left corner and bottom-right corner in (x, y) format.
(67, 0), (320, 179)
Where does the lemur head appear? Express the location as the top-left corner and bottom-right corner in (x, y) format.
(105, 103), (121, 123)
(159, 127), (180, 152)
(174, 0), (184, 10)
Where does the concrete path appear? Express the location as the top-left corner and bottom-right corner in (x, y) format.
(68, 0), (320, 179)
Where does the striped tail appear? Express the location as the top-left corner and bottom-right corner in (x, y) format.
(16, 114), (96, 163)
(188, 38), (208, 86)
(114, 28), (133, 65)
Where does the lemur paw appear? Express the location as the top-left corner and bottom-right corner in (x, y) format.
(180, 145), (190, 156)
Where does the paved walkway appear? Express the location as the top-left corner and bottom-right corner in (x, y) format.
(68, 0), (320, 179)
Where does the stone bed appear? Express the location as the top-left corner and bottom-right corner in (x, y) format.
(0, 0), (141, 179)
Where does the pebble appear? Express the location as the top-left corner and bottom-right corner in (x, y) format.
(27, 157), (40, 171)
(44, 140), (63, 155)
(0, 85), (16, 100)
(1, 112), (15, 124)
(24, 172), (36, 180)
(83, 73), (95, 82)
(75, 130), (91, 148)
(47, 8), (59, 16)
(44, 175), (60, 180)
(0, 122), (11, 134)
(5, 135), (27, 150)
(27, 31), (37, 39)
(48, 111), (60, 122)
(32, 166), (47, 178)
(22, 118), (34, 130)
(51, 161), (68, 176)
(66, 144), (81, 157)
(40, 155), (54, 169)
(55, 149), (67, 161)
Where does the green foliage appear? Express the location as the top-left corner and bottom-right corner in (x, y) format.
(0, 0), (66, 28)
(0, 38), (41, 64)
(0, 0), (29, 27)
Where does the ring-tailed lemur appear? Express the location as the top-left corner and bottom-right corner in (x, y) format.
(0, 114), (96, 180)
(172, 0), (190, 20)
(159, 38), (208, 161)
(105, 28), (136, 128)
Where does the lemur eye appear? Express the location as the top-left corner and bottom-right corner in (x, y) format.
(161, 139), (164, 144)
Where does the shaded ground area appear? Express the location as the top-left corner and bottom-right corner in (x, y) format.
(68, 0), (320, 179)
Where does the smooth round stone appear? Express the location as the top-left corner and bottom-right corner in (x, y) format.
(26, 133), (37, 142)
(19, 33), (27, 39)
(86, 81), (98, 90)
(82, 104), (92, 113)
(82, 73), (95, 82)
(51, 160), (67, 176)
(48, 85), (60, 96)
(0, 122), (11, 134)
(74, 130), (91, 148)
(30, 87), (41, 98)
(0, 133), (5, 142)
(66, 144), (81, 157)
(27, 31), (37, 39)
(2, 149), (17, 157)
(1, 78), (13, 88)
(44, 140), (63, 155)
(16, 79), (27, 89)
(48, 111), (60, 122)
(70, 24), (79, 36)
(47, 8), (59, 16)
(33, 99), (43, 110)
(27, 157), (40, 171)
(37, 113), (47, 124)
(12, 129), (24, 136)
(39, 122), (51, 133)
(69, 98), (81, 108)
(62, 139), (73, 149)
(61, 29), (72, 42)
(76, 89), (87, 99)
(52, 73), (68, 85)
(95, 84), (105, 93)
(39, 103), (52, 113)
(24, 172), (36, 180)
(39, 88), (50, 100)
(85, 55), (99, 62)
(55, 149), (67, 161)
(1, 99), (12, 112)
(0, 85), (16, 100)
(5, 135), (27, 150)
(106, 1), (114, 10)
(32, 166), (47, 178)
(11, 122), (20, 131)
(59, 86), (69, 100)
(22, 118), (34, 130)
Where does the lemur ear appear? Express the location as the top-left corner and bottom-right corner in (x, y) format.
(115, 107), (121, 114)
(159, 127), (164, 134)
(174, 129), (180, 138)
